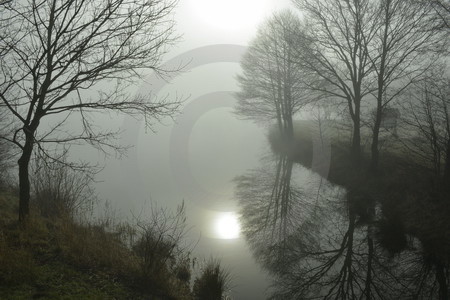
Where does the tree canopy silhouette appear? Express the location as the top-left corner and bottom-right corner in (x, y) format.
(235, 10), (309, 141)
(0, 0), (180, 222)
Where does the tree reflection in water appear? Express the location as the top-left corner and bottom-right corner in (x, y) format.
(235, 154), (447, 299)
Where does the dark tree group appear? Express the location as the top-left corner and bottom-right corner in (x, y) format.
(236, 1), (449, 299)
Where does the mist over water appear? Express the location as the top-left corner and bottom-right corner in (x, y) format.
(2, 0), (448, 299)
(92, 64), (273, 298)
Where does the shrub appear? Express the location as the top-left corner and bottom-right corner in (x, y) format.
(193, 258), (231, 300)
(0, 178), (200, 300)
(132, 201), (194, 298)
(31, 154), (95, 221)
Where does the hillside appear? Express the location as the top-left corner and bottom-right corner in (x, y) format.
(0, 190), (192, 300)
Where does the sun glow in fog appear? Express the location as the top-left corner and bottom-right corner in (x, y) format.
(189, 0), (270, 31)
(214, 212), (241, 239)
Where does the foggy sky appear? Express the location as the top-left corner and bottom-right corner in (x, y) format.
(83, 1), (294, 299)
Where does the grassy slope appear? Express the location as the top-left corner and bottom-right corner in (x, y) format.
(0, 190), (177, 300)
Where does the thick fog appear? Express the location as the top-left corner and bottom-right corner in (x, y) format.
(2, 0), (448, 299)
(80, 1), (292, 298)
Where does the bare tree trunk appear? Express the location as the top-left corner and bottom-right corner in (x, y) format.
(343, 210), (356, 299)
(352, 103), (361, 164)
(371, 102), (383, 172)
(370, 4), (389, 172)
(365, 232), (374, 299)
(18, 131), (34, 222)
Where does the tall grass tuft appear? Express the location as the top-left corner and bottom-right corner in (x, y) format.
(193, 258), (232, 300)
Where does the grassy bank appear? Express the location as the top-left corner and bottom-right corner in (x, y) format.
(0, 190), (192, 300)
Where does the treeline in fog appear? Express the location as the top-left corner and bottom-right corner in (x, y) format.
(234, 1), (449, 299)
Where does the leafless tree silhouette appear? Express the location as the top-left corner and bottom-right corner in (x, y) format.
(237, 154), (449, 299)
(235, 10), (310, 141)
(293, 0), (378, 162)
(368, 0), (443, 171)
(400, 64), (450, 179)
(0, 0), (181, 222)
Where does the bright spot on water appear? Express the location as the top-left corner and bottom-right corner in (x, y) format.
(214, 212), (241, 239)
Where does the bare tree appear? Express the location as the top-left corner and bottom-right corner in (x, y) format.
(368, 0), (443, 171)
(236, 155), (305, 246)
(0, 0), (12, 6)
(236, 157), (407, 299)
(293, 0), (378, 163)
(0, 0), (180, 222)
(235, 10), (309, 141)
(430, 0), (450, 30)
(401, 65), (450, 179)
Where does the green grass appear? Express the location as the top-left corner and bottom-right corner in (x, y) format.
(0, 263), (134, 300)
(0, 191), (192, 300)
(0, 193), (137, 299)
